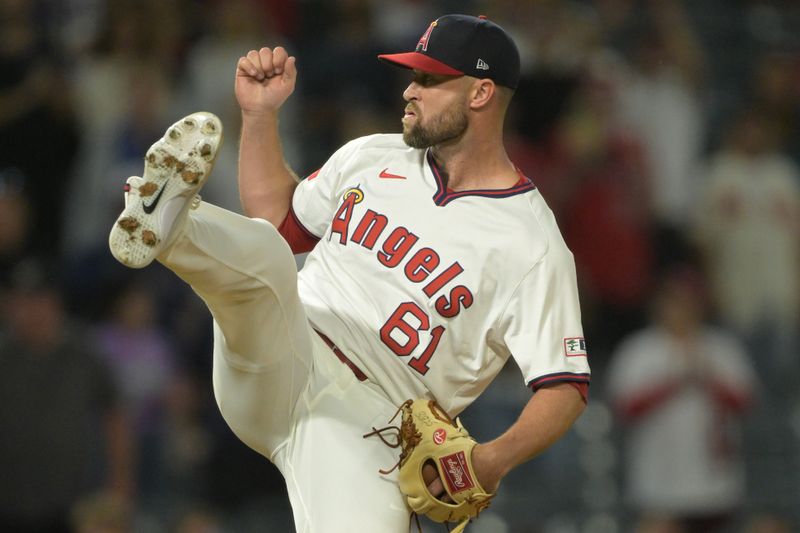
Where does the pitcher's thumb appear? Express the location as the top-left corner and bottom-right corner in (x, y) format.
(283, 56), (297, 82)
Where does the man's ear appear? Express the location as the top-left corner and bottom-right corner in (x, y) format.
(469, 79), (496, 110)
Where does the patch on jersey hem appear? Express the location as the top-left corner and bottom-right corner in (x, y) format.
(564, 337), (587, 357)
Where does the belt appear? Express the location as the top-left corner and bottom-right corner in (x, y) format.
(315, 330), (368, 382)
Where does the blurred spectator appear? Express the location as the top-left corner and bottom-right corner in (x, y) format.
(178, 0), (284, 212)
(693, 106), (800, 394)
(0, 259), (133, 533)
(63, 0), (149, 254)
(93, 280), (179, 499)
(542, 71), (656, 355)
(613, 0), (706, 236)
(607, 268), (756, 532)
(64, 0), (185, 255)
(0, 0), (81, 254)
(500, 1), (601, 153)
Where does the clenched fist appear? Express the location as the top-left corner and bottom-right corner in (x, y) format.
(235, 46), (297, 117)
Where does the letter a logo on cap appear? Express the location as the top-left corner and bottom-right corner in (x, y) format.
(416, 20), (437, 52)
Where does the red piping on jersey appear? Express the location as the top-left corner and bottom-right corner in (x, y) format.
(614, 380), (683, 421)
(709, 381), (752, 413)
(278, 206), (320, 254)
(615, 379), (752, 423)
(528, 371), (591, 387)
(528, 373), (590, 404)
(315, 329), (368, 381)
(528, 372), (591, 403)
(426, 151), (536, 206)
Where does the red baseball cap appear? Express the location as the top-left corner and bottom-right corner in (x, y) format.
(378, 14), (521, 89)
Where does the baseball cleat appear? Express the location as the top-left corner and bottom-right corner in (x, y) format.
(109, 112), (223, 268)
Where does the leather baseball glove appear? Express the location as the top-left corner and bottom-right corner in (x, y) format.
(364, 399), (494, 533)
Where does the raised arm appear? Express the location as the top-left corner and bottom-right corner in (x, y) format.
(235, 46), (300, 225)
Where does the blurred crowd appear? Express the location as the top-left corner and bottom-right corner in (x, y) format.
(0, 0), (799, 532)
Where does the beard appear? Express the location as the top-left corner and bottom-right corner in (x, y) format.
(403, 102), (469, 149)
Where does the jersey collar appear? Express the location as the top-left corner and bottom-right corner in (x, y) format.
(426, 150), (535, 206)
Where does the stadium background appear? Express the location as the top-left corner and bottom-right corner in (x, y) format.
(0, 0), (798, 531)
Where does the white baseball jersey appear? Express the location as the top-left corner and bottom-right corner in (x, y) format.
(288, 134), (590, 414)
(607, 326), (755, 513)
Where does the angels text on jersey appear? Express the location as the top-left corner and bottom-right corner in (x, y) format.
(329, 186), (474, 375)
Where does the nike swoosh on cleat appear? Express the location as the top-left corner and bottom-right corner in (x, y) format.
(142, 185), (166, 214)
(379, 168), (406, 180)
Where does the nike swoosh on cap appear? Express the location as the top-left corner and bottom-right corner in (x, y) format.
(143, 184), (167, 214)
(379, 168), (406, 179)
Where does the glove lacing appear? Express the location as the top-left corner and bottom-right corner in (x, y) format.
(363, 399), (420, 475)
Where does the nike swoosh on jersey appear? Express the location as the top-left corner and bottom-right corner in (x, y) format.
(142, 184), (166, 214)
(379, 168), (406, 180)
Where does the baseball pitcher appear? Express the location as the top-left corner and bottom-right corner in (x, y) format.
(109, 14), (589, 532)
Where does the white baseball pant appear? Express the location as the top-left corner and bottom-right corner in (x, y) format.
(159, 202), (410, 532)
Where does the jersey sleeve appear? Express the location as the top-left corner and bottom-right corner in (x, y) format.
(498, 248), (591, 392)
(291, 136), (371, 238)
(278, 205), (321, 254)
